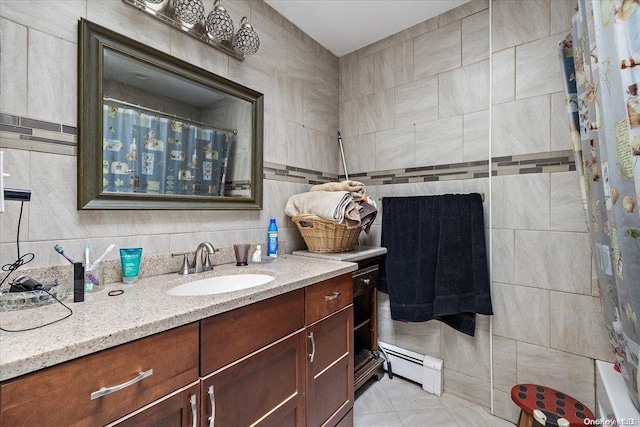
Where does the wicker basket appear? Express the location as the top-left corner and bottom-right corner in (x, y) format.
(292, 214), (361, 253)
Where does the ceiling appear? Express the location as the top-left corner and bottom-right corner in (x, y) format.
(264, 0), (470, 57)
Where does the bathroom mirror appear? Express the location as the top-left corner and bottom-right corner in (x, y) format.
(78, 19), (264, 210)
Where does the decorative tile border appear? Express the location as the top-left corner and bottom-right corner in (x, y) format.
(2, 113), (576, 186)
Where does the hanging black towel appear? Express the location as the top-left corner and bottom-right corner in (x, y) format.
(379, 193), (492, 336)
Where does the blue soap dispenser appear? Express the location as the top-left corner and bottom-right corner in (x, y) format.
(267, 218), (278, 257)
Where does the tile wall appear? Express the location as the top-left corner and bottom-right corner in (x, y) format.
(339, 0), (612, 423)
(0, 0), (339, 269)
(0, 0), (615, 424)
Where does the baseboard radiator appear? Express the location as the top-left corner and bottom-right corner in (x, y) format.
(378, 341), (443, 396)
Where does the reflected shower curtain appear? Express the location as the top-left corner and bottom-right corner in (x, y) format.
(102, 104), (230, 196)
(563, 0), (640, 408)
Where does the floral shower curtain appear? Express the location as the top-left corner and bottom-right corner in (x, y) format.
(102, 104), (231, 196)
(562, 0), (640, 409)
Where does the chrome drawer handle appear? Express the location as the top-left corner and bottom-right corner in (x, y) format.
(308, 332), (316, 363)
(190, 394), (198, 427)
(208, 385), (215, 427)
(90, 369), (153, 400)
(325, 291), (341, 301)
(362, 278), (370, 285)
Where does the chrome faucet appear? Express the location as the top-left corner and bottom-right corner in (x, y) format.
(194, 242), (217, 273)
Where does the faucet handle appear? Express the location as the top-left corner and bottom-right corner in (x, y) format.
(172, 252), (194, 275)
(203, 247), (219, 271)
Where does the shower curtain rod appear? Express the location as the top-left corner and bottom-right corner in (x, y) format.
(378, 193), (485, 202)
(103, 97), (238, 135)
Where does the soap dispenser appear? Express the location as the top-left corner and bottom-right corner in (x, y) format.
(252, 245), (262, 262)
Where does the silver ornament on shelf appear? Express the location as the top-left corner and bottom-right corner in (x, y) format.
(205, 0), (234, 41)
(172, 0), (205, 29)
(233, 17), (260, 55)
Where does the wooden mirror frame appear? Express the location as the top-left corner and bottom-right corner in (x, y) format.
(77, 18), (264, 210)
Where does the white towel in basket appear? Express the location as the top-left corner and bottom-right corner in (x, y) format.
(285, 191), (353, 223)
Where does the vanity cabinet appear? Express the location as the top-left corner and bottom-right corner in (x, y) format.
(0, 323), (199, 427)
(352, 257), (385, 391)
(304, 274), (354, 427)
(200, 289), (306, 426)
(0, 274), (355, 427)
(107, 381), (200, 427)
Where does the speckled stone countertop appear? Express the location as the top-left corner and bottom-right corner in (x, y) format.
(292, 245), (387, 263)
(0, 255), (357, 382)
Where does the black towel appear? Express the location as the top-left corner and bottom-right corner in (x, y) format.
(379, 193), (492, 336)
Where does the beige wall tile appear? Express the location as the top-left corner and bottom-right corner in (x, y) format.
(394, 77), (439, 128)
(374, 40), (413, 92)
(493, 336), (517, 393)
(2, 0), (85, 44)
(550, 292), (613, 361)
(444, 369), (491, 407)
(352, 55), (375, 99)
(438, 0), (489, 27)
(395, 17), (438, 43)
(492, 229), (515, 284)
(0, 19), (27, 116)
(492, 48), (515, 105)
(551, 91), (573, 151)
(27, 29), (76, 126)
(516, 341), (595, 411)
(377, 291), (397, 345)
(492, 282), (550, 346)
(274, 71), (303, 124)
(357, 33), (396, 59)
(492, 95), (551, 157)
(415, 116), (464, 166)
(343, 133), (375, 175)
(514, 230), (591, 294)
(516, 33), (566, 99)
(375, 126), (415, 170)
(247, 6), (289, 75)
(492, 0), (550, 52)
(339, 99), (359, 138)
(288, 32), (315, 88)
(303, 87), (329, 133)
(551, 0), (577, 35)
(395, 321), (442, 358)
(358, 89), (394, 134)
(315, 45), (339, 100)
(339, 60), (354, 103)
(414, 21), (461, 79)
(551, 171), (588, 232)
(264, 113), (288, 164)
(492, 389), (521, 424)
(439, 60), (489, 118)
(442, 328), (491, 382)
(229, 57), (275, 112)
(87, 1), (171, 52)
(491, 173), (550, 230)
(463, 109), (489, 162)
(462, 9), (489, 66)
(170, 29), (229, 77)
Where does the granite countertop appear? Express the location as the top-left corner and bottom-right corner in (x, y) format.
(292, 245), (387, 263)
(0, 255), (357, 382)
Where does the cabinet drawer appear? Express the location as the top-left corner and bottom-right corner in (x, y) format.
(352, 265), (379, 297)
(305, 273), (353, 325)
(0, 323), (199, 427)
(201, 289), (304, 375)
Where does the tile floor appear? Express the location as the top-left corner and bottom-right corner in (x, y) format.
(354, 374), (516, 427)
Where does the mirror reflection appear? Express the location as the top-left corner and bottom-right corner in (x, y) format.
(102, 49), (251, 198)
(78, 19), (263, 210)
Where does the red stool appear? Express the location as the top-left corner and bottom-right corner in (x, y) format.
(510, 384), (595, 427)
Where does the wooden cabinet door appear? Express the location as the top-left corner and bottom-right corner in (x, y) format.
(306, 305), (354, 427)
(107, 382), (199, 427)
(201, 330), (306, 427)
(0, 323), (199, 427)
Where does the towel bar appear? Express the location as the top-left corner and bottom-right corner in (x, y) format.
(378, 193), (485, 202)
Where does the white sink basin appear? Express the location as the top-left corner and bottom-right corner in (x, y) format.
(167, 274), (275, 296)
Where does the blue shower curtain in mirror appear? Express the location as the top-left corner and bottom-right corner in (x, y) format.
(102, 104), (230, 196)
(563, 0), (640, 409)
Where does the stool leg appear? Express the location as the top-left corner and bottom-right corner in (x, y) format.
(517, 410), (534, 427)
